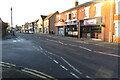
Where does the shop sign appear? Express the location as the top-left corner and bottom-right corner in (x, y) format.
(84, 19), (96, 25)
(65, 21), (78, 25)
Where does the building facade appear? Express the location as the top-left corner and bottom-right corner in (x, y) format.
(37, 15), (47, 33)
(55, 0), (120, 43)
(44, 11), (59, 34)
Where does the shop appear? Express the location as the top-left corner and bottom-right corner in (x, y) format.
(80, 17), (103, 39)
(55, 22), (65, 36)
(65, 20), (78, 37)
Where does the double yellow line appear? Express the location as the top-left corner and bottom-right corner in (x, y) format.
(0, 62), (58, 80)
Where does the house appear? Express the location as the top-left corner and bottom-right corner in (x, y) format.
(44, 11), (59, 34)
(0, 18), (8, 36)
(37, 15), (47, 33)
(34, 19), (39, 33)
(55, 0), (120, 43)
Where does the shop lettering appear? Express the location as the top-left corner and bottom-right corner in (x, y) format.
(84, 19), (96, 25)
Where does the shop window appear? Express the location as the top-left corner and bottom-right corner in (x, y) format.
(114, 22), (120, 37)
(115, 1), (120, 15)
(94, 3), (103, 17)
(84, 6), (90, 19)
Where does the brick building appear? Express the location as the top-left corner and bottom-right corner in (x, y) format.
(44, 11), (59, 34)
(55, 0), (120, 43)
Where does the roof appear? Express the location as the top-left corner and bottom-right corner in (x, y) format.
(40, 15), (47, 20)
(61, 1), (94, 13)
(34, 19), (39, 23)
(44, 11), (59, 20)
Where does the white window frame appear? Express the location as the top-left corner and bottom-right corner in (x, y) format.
(94, 3), (103, 17)
(115, 1), (120, 15)
(72, 11), (77, 20)
(66, 13), (70, 21)
(114, 20), (120, 37)
(58, 15), (61, 22)
(84, 6), (90, 19)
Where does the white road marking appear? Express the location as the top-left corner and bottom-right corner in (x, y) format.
(61, 57), (82, 74)
(46, 39), (49, 40)
(97, 51), (120, 57)
(70, 72), (79, 78)
(39, 46), (43, 50)
(53, 60), (58, 64)
(13, 40), (16, 42)
(60, 65), (68, 71)
(86, 75), (91, 78)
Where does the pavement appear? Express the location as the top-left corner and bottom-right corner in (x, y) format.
(48, 34), (119, 49)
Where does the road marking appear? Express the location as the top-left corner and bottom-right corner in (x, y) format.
(13, 40), (16, 42)
(22, 69), (50, 80)
(1, 62), (16, 66)
(53, 60), (58, 64)
(44, 53), (47, 55)
(24, 68), (57, 80)
(60, 65), (68, 71)
(60, 57), (82, 75)
(86, 75), (91, 78)
(97, 51), (120, 57)
(0, 64), (11, 68)
(39, 46), (43, 50)
(70, 72), (79, 78)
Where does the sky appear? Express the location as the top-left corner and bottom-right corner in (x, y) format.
(0, 0), (92, 27)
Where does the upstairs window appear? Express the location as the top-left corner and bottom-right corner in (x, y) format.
(66, 13), (71, 21)
(84, 6), (90, 19)
(69, 14), (71, 20)
(115, 1), (120, 15)
(94, 3), (103, 17)
(114, 21), (120, 37)
(72, 11), (76, 19)
(58, 15), (61, 22)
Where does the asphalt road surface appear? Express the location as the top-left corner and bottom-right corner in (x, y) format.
(2, 33), (119, 79)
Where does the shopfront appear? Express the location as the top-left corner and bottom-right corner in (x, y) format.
(80, 17), (103, 39)
(65, 20), (78, 37)
(55, 22), (65, 36)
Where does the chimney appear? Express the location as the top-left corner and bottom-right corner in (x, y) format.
(74, 0), (79, 7)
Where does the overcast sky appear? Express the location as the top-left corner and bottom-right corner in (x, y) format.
(0, 0), (92, 27)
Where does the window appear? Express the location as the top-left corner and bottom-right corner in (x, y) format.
(94, 3), (103, 17)
(72, 11), (76, 19)
(66, 13), (71, 21)
(115, 1), (120, 15)
(84, 6), (90, 19)
(58, 15), (61, 22)
(114, 21), (120, 37)
(69, 14), (71, 20)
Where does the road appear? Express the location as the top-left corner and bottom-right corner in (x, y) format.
(2, 33), (119, 79)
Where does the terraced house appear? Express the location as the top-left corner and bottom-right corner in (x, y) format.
(55, 0), (120, 43)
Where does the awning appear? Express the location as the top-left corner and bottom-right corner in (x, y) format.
(55, 22), (65, 27)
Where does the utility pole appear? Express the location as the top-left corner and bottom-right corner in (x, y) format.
(11, 7), (13, 29)
(10, 7), (15, 35)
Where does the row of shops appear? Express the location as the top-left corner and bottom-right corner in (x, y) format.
(56, 17), (103, 39)
(54, 0), (120, 43)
